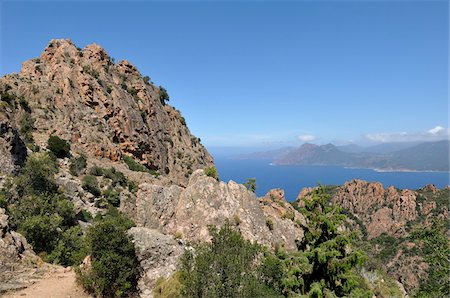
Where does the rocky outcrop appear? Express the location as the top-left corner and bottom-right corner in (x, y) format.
(129, 227), (184, 298)
(131, 169), (304, 251)
(295, 180), (449, 293)
(0, 208), (44, 293)
(0, 121), (27, 176)
(297, 179), (423, 239)
(0, 39), (213, 186)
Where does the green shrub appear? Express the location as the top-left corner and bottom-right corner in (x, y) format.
(102, 167), (127, 187)
(204, 166), (219, 181)
(47, 225), (86, 266)
(19, 112), (35, 144)
(77, 208), (140, 297)
(127, 180), (139, 194)
(266, 218), (274, 231)
(281, 211), (294, 221)
(159, 86), (169, 105)
(154, 272), (182, 298)
(243, 178), (256, 193)
(17, 152), (58, 195)
(89, 166), (104, 176)
(102, 188), (121, 207)
(47, 135), (71, 158)
(82, 175), (101, 197)
(179, 221), (281, 298)
(123, 155), (156, 176)
(69, 155), (87, 176)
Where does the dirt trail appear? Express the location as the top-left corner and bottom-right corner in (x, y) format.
(2, 266), (91, 298)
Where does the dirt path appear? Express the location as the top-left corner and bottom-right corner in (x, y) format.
(2, 266), (91, 298)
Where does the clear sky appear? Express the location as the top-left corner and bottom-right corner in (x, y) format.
(1, 0), (448, 149)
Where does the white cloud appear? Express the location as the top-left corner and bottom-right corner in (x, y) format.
(298, 134), (316, 142)
(428, 126), (445, 135)
(365, 126), (450, 143)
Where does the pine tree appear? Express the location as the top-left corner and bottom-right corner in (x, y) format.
(281, 186), (372, 297)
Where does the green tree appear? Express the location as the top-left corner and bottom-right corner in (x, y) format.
(179, 221), (282, 298)
(159, 86), (169, 105)
(204, 166), (219, 181)
(409, 219), (450, 298)
(47, 135), (71, 158)
(77, 208), (140, 297)
(284, 186), (372, 297)
(17, 152), (58, 195)
(243, 178), (256, 193)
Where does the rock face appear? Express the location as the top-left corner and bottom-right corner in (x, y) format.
(131, 169), (305, 251)
(127, 171), (305, 297)
(128, 227), (184, 298)
(0, 39), (213, 186)
(0, 121), (27, 176)
(327, 179), (430, 239)
(295, 179), (449, 293)
(0, 208), (44, 293)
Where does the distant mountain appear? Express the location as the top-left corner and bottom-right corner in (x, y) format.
(269, 141), (449, 171)
(387, 140), (450, 171)
(363, 141), (424, 154)
(275, 143), (354, 165)
(337, 141), (423, 154)
(234, 147), (294, 160)
(337, 144), (365, 153)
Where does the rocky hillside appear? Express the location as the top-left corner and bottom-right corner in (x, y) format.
(0, 38), (213, 186)
(0, 40), (308, 297)
(295, 180), (449, 294)
(271, 141), (450, 171)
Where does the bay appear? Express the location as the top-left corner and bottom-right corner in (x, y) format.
(214, 158), (450, 201)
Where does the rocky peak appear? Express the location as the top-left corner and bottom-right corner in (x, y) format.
(1, 39), (213, 186)
(129, 169), (304, 251)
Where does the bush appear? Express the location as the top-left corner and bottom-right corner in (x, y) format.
(154, 272), (182, 298)
(82, 175), (101, 197)
(179, 221), (281, 297)
(204, 166), (219, 181)
(69, 155), (87, 176)
(19, 112), (35, 144)
(102, 187), (121, 207)
(77, 208), (140, 297)
(243, 178), (256, 193)
(47, 135), (70, 158)
(89, 166), (104, 176)
(47, 226), (86, 266)
(159, 86), (169, 105)
(103, 167), (127, 187)
(123, 155), (156, 176)
(266, 218), (274, 231)
(18, 152), (58, 195)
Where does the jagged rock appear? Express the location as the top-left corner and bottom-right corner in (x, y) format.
(131, 170), (304, 251)
(0, 39), (213, 187)
(129, 227), (184, 298)
(0, 208), (44, 293)
(0, 121), (27, 176)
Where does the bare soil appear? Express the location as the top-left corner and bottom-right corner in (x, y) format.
(2, 266), (91, 298)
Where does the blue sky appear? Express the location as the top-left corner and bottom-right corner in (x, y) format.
(1, 0), (448, 149)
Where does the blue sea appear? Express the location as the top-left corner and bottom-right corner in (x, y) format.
(214, 158), (450, 201)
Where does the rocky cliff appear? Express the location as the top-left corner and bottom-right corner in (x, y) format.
(295, 180), (449, 293)
(0, 39), (213, 186)
(0, 208), (45, 293)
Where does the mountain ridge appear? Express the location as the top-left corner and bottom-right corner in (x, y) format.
(240, 141), (450, 171)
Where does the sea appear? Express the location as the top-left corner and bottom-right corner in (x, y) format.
(214, 158), (450, 201)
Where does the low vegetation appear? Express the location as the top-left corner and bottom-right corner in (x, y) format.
(163, 187), (374, 298)
(77, 208), (140, 298)
(47, 135), (71, 158)
(204, 166), (219, 181)
(243, 178), (256, 193)
(122, 155), (158, 176)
